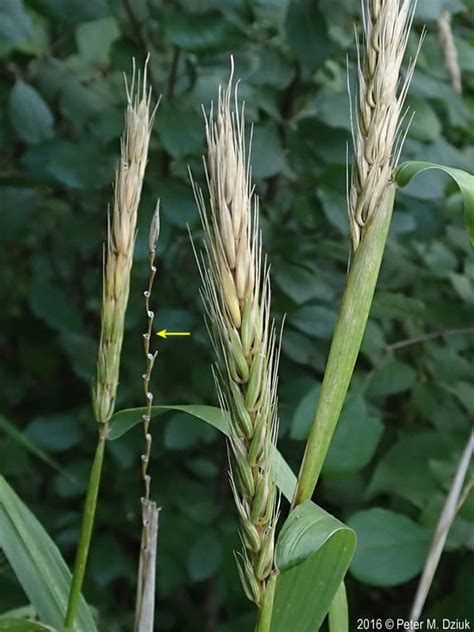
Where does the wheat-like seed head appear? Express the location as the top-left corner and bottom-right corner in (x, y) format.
(93, 58), (156, 425)
(349, 0), (420, 250)
(192, 63), (280, 607)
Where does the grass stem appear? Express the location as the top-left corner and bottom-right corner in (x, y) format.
(292, 185), (396, 507)
(255, 571), (277, 632)
(65, 426), (107, 629)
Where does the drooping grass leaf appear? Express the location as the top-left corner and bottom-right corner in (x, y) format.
(108, 404), (296, 502)
(396, 161), (474, 246)
(0, 477), (97, 632)
(271, 501), (356, 632)
(109, 405), (356, 631)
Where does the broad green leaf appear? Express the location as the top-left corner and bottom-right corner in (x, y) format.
(0, 416), (62, 473)
(159, 179), (198, 228)
(415, 0), (465, 20)
(187, 530), (222, 582)
(347, 508), (430, 586)
(328, 582), (348, 632)
(158, 105), (204, 159)
(29, 284), (83, 334)
(0, 620), (57, 631)
(368, 432), (461, 508)
(25, 415), (83, 453)
(30, 0), (110, 25)
(0, 477), (97, 631)
(323, 396), (383, 476)
(75, 17), (119, 64)
(9, 80), (54, 144)
(281, 329), (326, 371)
(284, 0), (331, 70)
(251, 126), (285, 179)
(292, 389), (383, 475)
(396, 161), (474, 246)
(0, 0), (32, 44)
(108, 405), (297, 502)
(271, 500), (356, 632)
(163, 9), (240, 51)
(290, 383), (320, 441)
(273, 262), (335, 305)
(289, 305), (337, 340)
(367, 359), (416, 397)
(405, 96), (441, 141)
(449, 381), (474, 414)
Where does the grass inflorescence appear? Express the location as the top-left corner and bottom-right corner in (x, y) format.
(192, 65), (281, 624)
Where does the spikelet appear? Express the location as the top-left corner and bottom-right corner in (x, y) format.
(93, 58), (156, 425)
(192, 63), (280, 607)
(349, 0), (420, 250)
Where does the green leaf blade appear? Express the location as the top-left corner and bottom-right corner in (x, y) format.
(108, 404), (297, 502)
(272, 501), (356, 632)
(347, 508), (430, 587)
(0, 477), (97, 632)
(9, 80), (54, 144)
(396, 161), (474, 246)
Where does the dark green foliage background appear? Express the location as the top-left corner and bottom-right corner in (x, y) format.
(1, 0), (473, 630)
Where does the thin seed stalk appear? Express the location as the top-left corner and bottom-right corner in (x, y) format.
(65, 426), (106, 628)
(135, 204), (160, 632)
(292, 185), (396, 506)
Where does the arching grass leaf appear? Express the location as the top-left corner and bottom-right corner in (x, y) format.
(109, 405), (356, 631)
(108, 404), (296, 502)
(271, 501), (356, 632)
(396, 161), (474, 246)
(0, 477), (97, 632)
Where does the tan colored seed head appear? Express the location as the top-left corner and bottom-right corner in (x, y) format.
(349, 0), (420, 250)
(191, 62), (281, 608)
(93, 57), (156, 425)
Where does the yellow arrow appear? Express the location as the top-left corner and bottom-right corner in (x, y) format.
(156, 329), (191, 339)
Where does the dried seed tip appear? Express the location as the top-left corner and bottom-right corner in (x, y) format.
(349, 0), (419, 250)
(148, 199), (161, 252)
